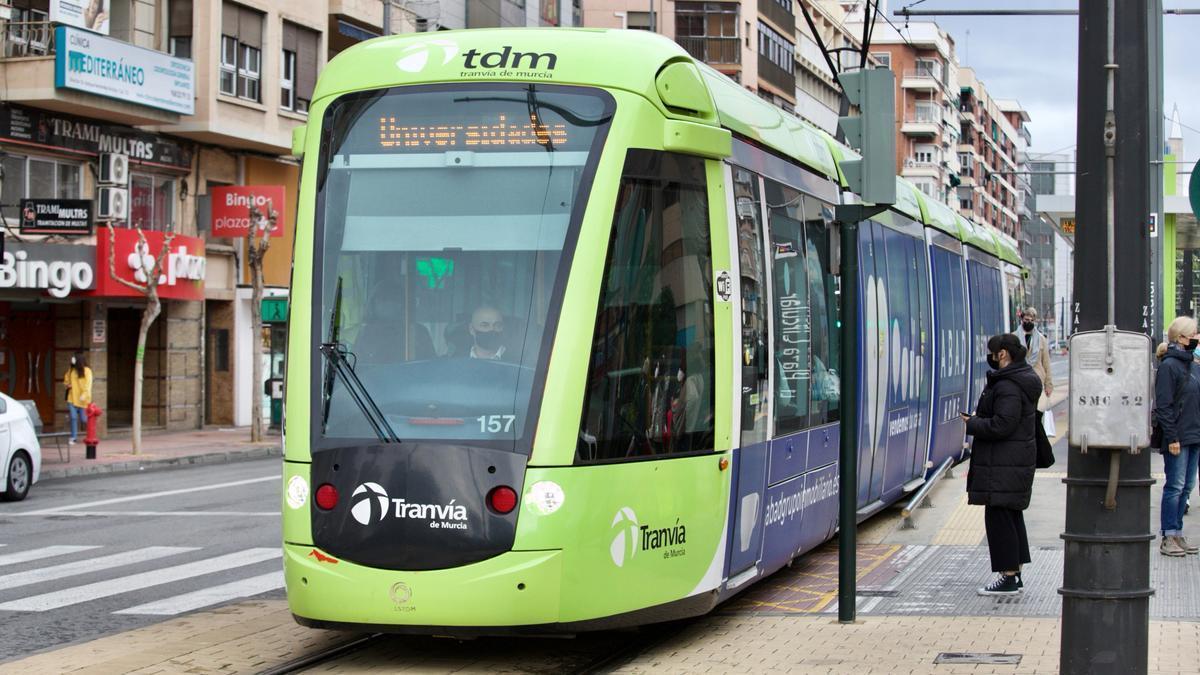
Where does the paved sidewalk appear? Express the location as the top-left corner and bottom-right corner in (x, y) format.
(37, 428), (282, 481)
(614, 614), (1200, 674)
(6, 598), (1196, 674)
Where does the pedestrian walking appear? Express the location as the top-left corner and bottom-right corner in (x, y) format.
(1015, 307), (1054, 408)
(1153, 316), (1200, 557)
(961, 333), (1041, 595)
(63, 351), (93, 445)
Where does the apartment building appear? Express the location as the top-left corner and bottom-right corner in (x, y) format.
(957, 67), (1023, 237)
(845, 18), (961, 205)
(581, 0), (870, 134)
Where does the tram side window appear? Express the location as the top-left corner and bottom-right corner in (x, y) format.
(766, 179), (811, 436)
(734, 167), (770, 447)
(804, 196), (840, 425)
(576, 150), (715, 463)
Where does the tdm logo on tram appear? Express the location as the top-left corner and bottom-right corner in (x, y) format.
(349, 482), (469, 530)
(394, 38), (558, 76)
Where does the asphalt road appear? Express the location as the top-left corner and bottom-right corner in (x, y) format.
(0, 459), (283, 662)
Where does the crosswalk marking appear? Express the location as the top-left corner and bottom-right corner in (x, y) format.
(0, 546), (100, 567)
(0, 548), (281, 612)
(114, 571), (285, 616)
(0, 547), (198, 592)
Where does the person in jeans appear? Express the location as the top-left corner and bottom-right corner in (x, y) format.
(63, 351), (93, 445)
(962, 333), (1042, 595)
(1154, 316), (1200, 557)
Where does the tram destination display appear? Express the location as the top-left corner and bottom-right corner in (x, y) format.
(333, 85), (605, 155)
(18, 199), (93, 235)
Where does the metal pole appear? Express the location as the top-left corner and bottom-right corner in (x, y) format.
(382, 0), (391, 36)
(1060, 0), (1154, 671)
(837, 216), (859, 625)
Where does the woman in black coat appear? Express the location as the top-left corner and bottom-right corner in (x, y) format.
(960, 333), (1043, 596)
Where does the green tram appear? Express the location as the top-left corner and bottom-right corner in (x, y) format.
(282, 28), (1024, 632)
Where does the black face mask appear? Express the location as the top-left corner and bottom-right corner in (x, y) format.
(987, 354), (1001, 370)
(1022, 321), (1036, 332)
(1188, 338), (1199, 352)
(474, 330), (503, 352)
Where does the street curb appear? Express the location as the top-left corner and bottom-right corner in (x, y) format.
(38, 444), (283, 482)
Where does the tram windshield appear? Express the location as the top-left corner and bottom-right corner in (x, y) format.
(314, 84), (614, 450)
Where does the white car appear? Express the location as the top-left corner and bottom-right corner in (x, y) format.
(0, 393), (41, 502)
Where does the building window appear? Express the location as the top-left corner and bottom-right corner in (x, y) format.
(915, 100), (938, 123)
(626, 11), (652, 29)
(280, 50), (295, 111)
(281, 21), (319, 113)
(871, 52), (890, 68)
(129, 173), (177, 232)
(0, 154), (81, 207)
(914, 145), (935, 165)
(675, 2), (738, 62)
(757, 21), (794, 74)
(773, 0), (792, 13)
(576, 150), (715, 463)
(221, 2), (264, 103)
(169, 0), (192, 57)
(238, 43), (262, 101)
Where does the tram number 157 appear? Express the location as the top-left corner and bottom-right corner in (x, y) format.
(477, 415), (517, 433)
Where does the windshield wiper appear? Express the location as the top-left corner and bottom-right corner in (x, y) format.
(320, 277), (401, 443)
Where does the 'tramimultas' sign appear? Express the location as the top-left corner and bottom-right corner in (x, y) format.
(55, 26), (195, 115)
(19, 199), (93, 235)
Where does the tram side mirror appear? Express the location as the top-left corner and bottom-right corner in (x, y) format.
(828, 222), (842, 276)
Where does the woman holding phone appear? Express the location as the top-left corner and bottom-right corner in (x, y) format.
(961, 333), (1041, 595)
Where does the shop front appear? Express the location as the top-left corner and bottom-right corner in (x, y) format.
(0, 102), (194, 234)
(90, 228), (206, 433)
(0, 241), (98, 430)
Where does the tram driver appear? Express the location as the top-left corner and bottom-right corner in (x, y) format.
(468, 306), (508, 361)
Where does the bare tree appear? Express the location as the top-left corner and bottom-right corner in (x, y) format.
(106, 224), (174, 455)
(246, 201), (278, 443)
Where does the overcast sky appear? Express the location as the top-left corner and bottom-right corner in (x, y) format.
(880, 0), (1198, 164)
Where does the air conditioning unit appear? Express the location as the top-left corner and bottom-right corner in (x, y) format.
(97, 187), (128, 220)
(99, 153), (129, 185)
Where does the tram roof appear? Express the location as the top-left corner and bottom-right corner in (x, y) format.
(989, 229), (1023, 266)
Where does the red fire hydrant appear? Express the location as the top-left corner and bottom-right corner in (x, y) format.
(85, 402), (103, 460)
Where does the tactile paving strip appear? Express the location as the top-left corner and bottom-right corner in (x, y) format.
(844, 545), (1200, 620)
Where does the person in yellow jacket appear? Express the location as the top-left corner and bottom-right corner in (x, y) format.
(64, 351), (93, 444)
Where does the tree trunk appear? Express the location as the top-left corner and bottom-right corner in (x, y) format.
(250, 267), (264, 443)
(131, 290), (161, 455)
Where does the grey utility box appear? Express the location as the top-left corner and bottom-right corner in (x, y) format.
(1068, 329), (1153, 451)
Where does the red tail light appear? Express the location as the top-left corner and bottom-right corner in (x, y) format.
(315, 484), (339, 510)
(487, 486), (518, 514)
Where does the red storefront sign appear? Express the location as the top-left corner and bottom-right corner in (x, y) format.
(210, 185), (286, 237)
(91, 228), (206, 301)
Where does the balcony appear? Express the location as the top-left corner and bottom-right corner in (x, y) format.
(676, 36), (741, 66)
(757, 55), (795, 97)
(902, 159), (940, 179)
(902, 112), (940, 136)
(901, 68), (940, 90)
(1, 21), (181, 126)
